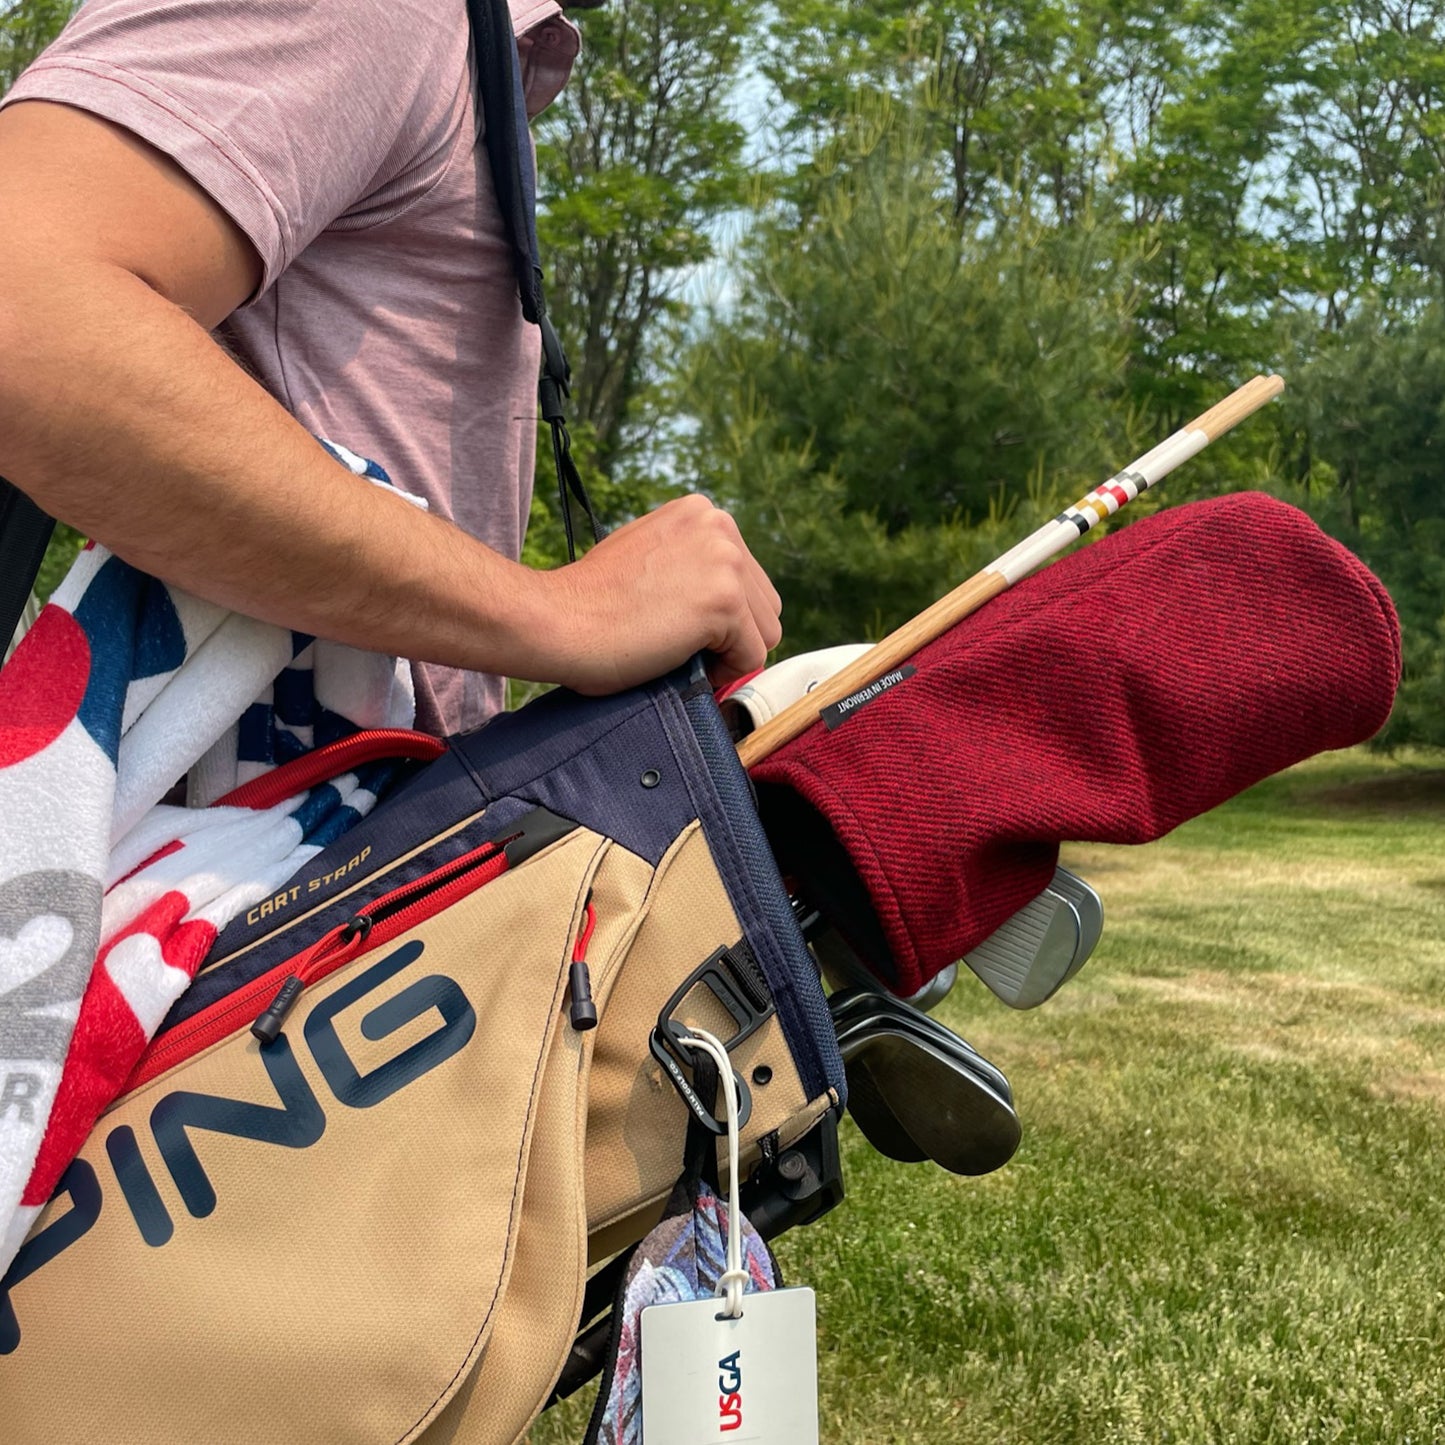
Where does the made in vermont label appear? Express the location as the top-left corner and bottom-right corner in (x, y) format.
(820, 665), (916, 730)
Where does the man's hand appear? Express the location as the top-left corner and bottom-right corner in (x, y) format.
(520, 495), (783, 694)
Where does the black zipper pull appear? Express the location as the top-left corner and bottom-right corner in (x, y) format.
(569, 895), (599, 1031)
(252, 913), (372, 1044)
(340, 913), (373, 945)
(252, 975), (304, 1044)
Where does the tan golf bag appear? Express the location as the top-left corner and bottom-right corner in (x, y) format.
(0, 663), (846, 1443)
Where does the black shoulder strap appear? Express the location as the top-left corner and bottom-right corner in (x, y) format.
(466, 0), (604, 561)
(466, 0), (544, 327)
(0, 478), (53, 654)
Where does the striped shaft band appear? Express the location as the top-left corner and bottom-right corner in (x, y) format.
(1056, 468), (1150, 535)
(986, 426), (1211, 588)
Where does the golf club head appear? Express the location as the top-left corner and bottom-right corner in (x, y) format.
(840, 1059), (930, 1165)
(1048, 865), (1105, 963)
(905, 963), (959, 1013)
(833, 995), (1013, 1108)
(830, 991), (1021, 1176)
(846, 1030), (1019, 1176)
(961, 865), (1104, 1009)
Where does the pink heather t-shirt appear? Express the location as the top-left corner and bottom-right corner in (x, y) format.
(1, 0), (578, 736)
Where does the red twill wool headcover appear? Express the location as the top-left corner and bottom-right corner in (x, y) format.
(752, 494), (1402, 997)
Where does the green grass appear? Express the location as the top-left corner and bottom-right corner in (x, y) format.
(533, 750), (1445, 1444)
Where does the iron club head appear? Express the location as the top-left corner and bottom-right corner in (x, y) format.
(830, 991), (1020, 1176)
(961, 865), (1104, 1009)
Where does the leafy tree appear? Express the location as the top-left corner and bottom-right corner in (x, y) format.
(693, 105), (1143, 521)
(761, 2), (1445, 412)
(1117, 0), (1445, 429)
(1268, 0), (1445, 313)
(1291, 305), (1445, 746)
(0, 0), (71, 94)
(678, 98), (1150, 647)
(765, 1), (1130, 225)
(535, 0), (749, 475)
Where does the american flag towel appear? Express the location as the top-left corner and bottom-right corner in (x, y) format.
(0, 443), (417, 1273)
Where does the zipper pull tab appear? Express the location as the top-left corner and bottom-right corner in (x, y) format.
(252, 975), (304, 1044)
(569, 896), (599, 1032)
(251, 913), (372, 1045)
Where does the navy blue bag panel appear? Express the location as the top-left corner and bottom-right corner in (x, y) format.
(663, 669), (847, 1106)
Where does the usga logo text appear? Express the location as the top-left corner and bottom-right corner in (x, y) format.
(718, 1349), (742, 1433)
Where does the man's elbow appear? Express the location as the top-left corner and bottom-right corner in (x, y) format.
(0, 245), (146, 529)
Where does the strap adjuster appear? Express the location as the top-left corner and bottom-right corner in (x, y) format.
(647, 944), (775, 1136)
(539, 312), (571, 393)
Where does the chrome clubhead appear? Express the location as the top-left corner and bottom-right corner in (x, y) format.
(829, 990), (1020, 1176)
(961, 865), (1103, 1009)
(833, 999), (1012, 1104)
(903, 962), (959, 1014)
(805, 863), (1101, 1011)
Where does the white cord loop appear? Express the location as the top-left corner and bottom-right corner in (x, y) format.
(677, 1027), (749, 1319)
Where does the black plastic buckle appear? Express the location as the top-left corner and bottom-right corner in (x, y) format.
(678, 946), (774, 1045)
(648, 944), (775, 1136)
(539, 312), (571, 393)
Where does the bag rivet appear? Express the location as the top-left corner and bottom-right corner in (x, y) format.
(640, 768), (661, 789)
(751, 1064), (773, 1087)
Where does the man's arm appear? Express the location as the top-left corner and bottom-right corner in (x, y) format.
(0, 102), (781, 693)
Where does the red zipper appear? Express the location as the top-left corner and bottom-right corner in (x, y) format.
(214, 729), (446, 811)
(125, 836), (514, 1094)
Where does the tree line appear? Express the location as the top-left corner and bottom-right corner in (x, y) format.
(8, 0), (1444, 744)
(540, 0), (1445, 747)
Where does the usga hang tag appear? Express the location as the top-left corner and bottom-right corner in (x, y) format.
(639, 1287), (819, 1443)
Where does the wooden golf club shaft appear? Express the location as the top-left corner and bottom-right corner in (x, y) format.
(737, 373), (1286, 768)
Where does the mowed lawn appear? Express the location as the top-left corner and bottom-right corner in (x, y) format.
(533, 750), (1445, 1444)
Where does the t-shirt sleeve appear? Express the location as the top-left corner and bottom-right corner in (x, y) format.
(0, 0), (470, 297)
